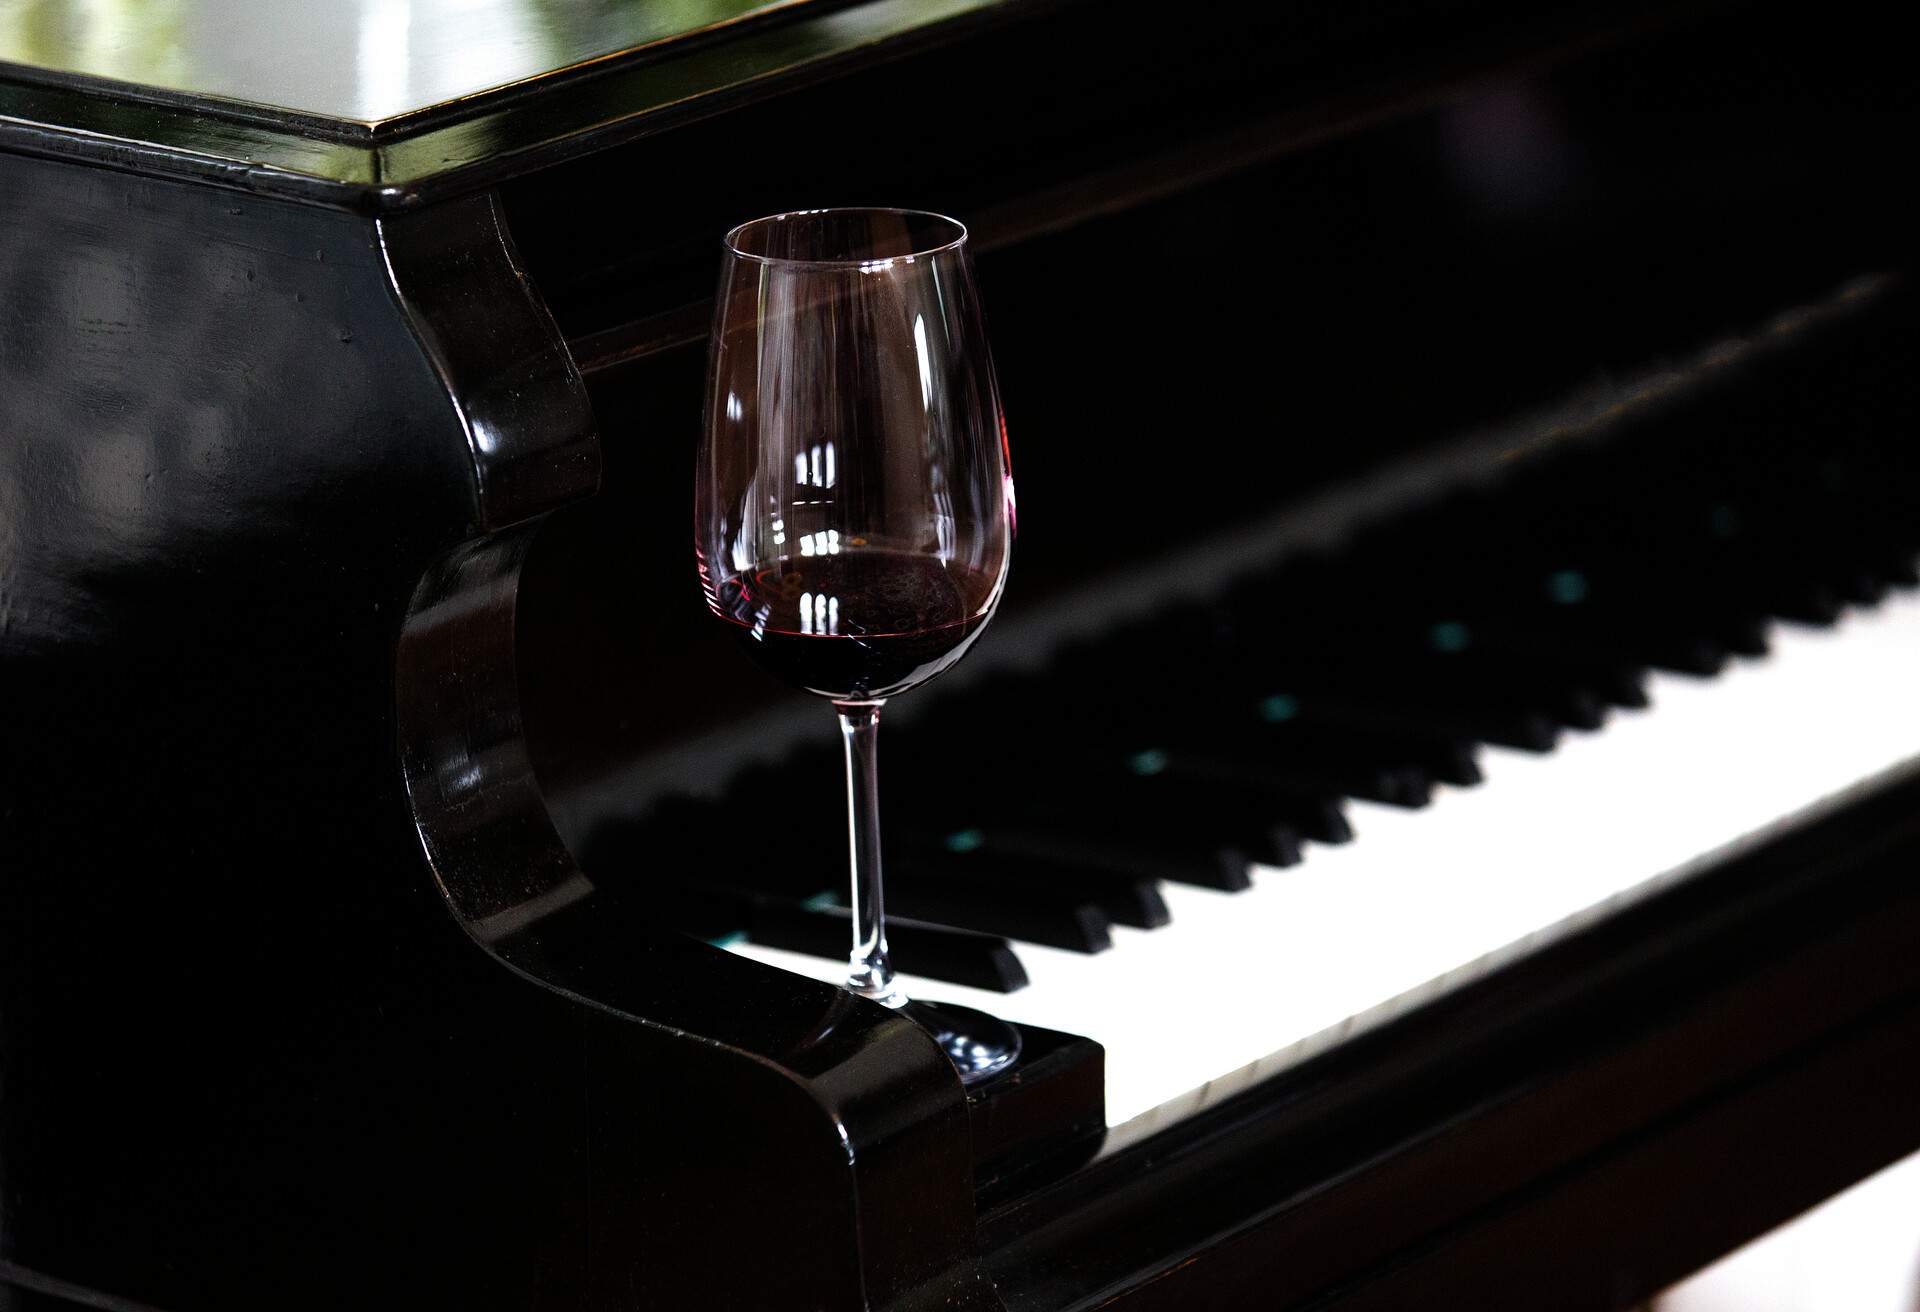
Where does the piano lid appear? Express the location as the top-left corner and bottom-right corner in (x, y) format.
(0, 0), (1024, 210)
(0, 0), (820, 128)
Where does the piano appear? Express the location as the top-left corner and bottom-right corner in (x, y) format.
(3, 0), (1917, 1307)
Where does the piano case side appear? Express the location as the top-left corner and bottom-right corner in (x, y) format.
(0, 148), (993, 1311)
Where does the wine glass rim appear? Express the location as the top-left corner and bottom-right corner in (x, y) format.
(722, 207), (969, 268)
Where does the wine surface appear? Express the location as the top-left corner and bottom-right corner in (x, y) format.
(711, 550), (1000, 701)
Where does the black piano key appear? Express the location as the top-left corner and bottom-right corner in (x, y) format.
(1399, 734), (1481, 785)
(1542, 682), (1607, 731)
(896, 834), (1172, 929)
(1315, 758), (1431, 808)
(1810, 480), (1920, 586)
(910, 740), (1332, 858)
(648, 795), (1114, 955)
(1728, 507), (1888, 606)
(1102, 765), (1352, 847)
(1833, 566), (1890, 606)
(1509, 554), (1754, 667)
(1333, 499), (1771, 670)
(877, 870), (1115, 953)
(942, 821), (1263, 891)
(1110, 751), (1353, 841)
(951, 675), (1430, 807)
(1183, 601), (1607, 742)
(1687, 472), (1910, 606)
(1109, 706), (1441, 808)
(1883, 553), (1920, 587)
(1443, 625), (1653, 709)
(1082, 591), (1589, 745)
(1560, 512), (1843, 636)
(1758, 575), (1847, 627)
(1245, 707), (1487, 787)
(747, 903), (1029, 994)
(1260, 687), (1560, 754)
(948, 663), (1470, 806)
(1251, 748), (1431, 808)
(1397, 607), (1697, 703)
(1322, 690), (1561, 754)
(1131, 741), (1430, 812)
(1464, 579), (1740, 673)
(1665, 558), (1841, 631)
(1486, 586), (1737, 676)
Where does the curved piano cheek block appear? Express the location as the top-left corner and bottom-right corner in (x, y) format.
(377, 192), (601, 534)
(397, 528), (999, 1310)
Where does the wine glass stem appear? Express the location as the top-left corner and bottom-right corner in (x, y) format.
(837, 701), (905, 1008)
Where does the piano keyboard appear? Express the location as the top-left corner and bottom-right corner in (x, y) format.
(590, 292), (1920, 1145)
(732, 587), (1920, 1140)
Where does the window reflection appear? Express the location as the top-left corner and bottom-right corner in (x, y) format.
(0, 0), (796, 124)
(793, 442), (837, 489)
(913, 314), (933, 411)
(797, 591), (841, 635)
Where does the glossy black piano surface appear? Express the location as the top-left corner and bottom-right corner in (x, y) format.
(3, 1), (1919, 1308)
(0, 0), (816, 127)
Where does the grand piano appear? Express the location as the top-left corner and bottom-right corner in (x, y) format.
(3, 1), (1918, 1307)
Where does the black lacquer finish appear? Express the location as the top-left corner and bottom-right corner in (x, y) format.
(377, 192), (601, 531)
(0, 146), (1000, 1310)
(0, 149), (538, 1306)
(8, 0), (1920, 1308)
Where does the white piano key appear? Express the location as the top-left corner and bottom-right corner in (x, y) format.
(731, 586), (1920, 1147)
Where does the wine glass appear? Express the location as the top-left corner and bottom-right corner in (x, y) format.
(696, 208), (1020, 1082)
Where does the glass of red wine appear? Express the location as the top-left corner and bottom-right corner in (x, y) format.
(696, 208), (1020, 1082)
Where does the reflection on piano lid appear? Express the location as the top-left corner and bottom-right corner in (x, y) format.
(0, 0), (816, 127)
(0, 0), (1053, 201)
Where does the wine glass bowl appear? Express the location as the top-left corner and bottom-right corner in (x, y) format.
(696, 208), (1019, 1081)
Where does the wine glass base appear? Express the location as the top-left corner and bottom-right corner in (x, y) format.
(901, 1000), (1022, 1084)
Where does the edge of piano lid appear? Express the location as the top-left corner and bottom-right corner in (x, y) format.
(0, 0), (1752, 217)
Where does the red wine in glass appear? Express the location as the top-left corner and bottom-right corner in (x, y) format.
(712, 550), (1001, 701)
